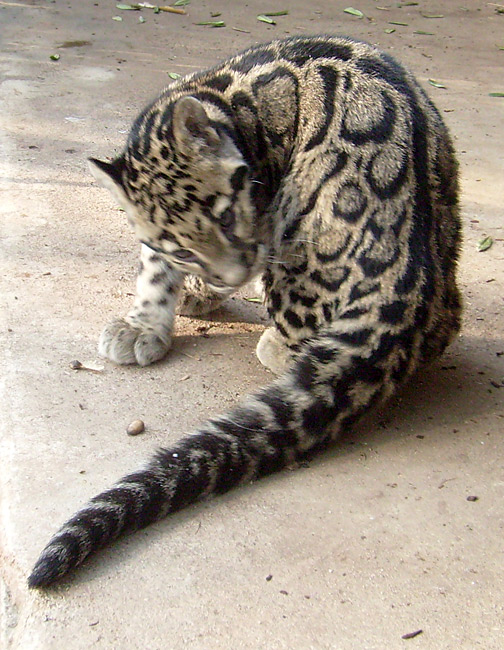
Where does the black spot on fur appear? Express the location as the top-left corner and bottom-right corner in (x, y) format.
(304, 65), (339, 152)
(301, 402), (338, 437)
(230, 165), (248, 192)
(380, 300), (408, 324)
(284, 308), (304, 329)
(204, 73), (233, 93)
(280, 38), (353, 65)
(289, 290), (317, 308)
(231, 47), (277, 73)
(259, 386), (295, 429)
(269, 290), (282, 314)
(341, 90), (396, 146)
(332, 328), (372, 347)
(310, 268), (350, 292)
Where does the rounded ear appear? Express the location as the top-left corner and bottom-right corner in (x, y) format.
(172, 96), (220, 153)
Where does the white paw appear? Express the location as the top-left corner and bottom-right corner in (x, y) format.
(98, 318), (172, 366)
(256, 327), (293, 375)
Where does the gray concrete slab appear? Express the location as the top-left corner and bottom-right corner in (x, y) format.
(1, 1), (503, 648)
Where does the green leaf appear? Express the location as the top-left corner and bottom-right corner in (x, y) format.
(257, 14), (276, 24)
(414, 30), (435, 35)
(489, 92), (504, 97)
(264, 10), (288, 16)
(174, 0), (190, 5)
(344, 7), (364, 18)
(168, 72), (181, 79)
(421, 14), (444, 18)
(196, 20), (225, 27)
(388, 20), (408, 25)
(112, 15), (123, 21)
(478, 236), (493, 252)
(138, 15), (146, 23)
(210, 12), (221, 17)
(384, 28), (396, 33)
(428, 78), (446, 88)
(49, 53), (60, 61)
(116, 3), (140, 9)
(244, 297), (262, 303)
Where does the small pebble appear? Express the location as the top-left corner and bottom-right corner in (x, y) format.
(127, 419), (145, 436)
(70, 359), (83, 370)
(466, 495), (479, 502)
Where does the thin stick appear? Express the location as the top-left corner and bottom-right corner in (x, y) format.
(158, 6), (187, 14)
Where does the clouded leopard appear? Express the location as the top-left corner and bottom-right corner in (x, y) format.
(29, 35), (461, 587)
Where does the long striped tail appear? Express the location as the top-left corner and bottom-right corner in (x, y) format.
(28, 327), (407, 588)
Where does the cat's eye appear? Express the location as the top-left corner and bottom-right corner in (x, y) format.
(172, 249), (198, 264)
(220, 208), (235, 233)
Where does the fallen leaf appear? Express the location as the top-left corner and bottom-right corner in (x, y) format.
(384, 28), (396, 33)
(344, 7), (364, 18)
(389, 20), (409, 25)
(477, 235), (493, 251)
(196, 20), (225, 27)
(168, 72), (181, 79)
(264, 10), (288, 16)
(414, 30), (435, 35)
(257, 14), (276, 24)
(49, 54), (60, 61)
(428, 78), (446, 88)
(116, 3), (140, 9)
(489, 91), (504, 97)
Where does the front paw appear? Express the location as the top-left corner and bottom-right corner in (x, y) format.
(98, 318), (171, 366)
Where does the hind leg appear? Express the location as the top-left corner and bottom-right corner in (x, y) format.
(256, 272), (321, 375)
(256, 327), (294, 375)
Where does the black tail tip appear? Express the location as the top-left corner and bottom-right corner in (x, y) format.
(28, 546), (70, 589)
(28, 561), (59, 589)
